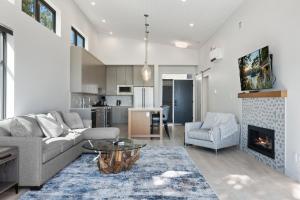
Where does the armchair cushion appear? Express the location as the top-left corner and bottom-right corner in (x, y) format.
(188, 129), (213, 141)
(202, 112), (222, 129)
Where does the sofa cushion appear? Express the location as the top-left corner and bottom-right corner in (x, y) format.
(42, 137), (74, 163)
(188, 129), (212, 141)
(62, 112), (84, 129)
(81, 127), (119, 140)
(49, 111), (70, 131)
(36, 114), (64, 138)
(0, 118), (12, 136)
(61, 131), (85, 145)
(42, 138), (63, 163)
(10, 116), (44, 137)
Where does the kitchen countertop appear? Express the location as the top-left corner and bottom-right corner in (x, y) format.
(128, 107), (162, 112)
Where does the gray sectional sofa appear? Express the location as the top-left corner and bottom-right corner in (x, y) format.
(0, 111), (119, 188)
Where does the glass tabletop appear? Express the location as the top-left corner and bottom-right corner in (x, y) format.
(82, 138), (146, 153)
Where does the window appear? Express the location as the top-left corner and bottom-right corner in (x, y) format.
(0, 26), (13, 119)
(71, 27), (85, 48)
(22, 0), (56, 33)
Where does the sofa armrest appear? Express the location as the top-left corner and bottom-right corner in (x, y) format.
(0, 136), (43, 186)
(185, 121), (203, 134)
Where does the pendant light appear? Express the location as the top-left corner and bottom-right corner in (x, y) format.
(141, 14), (152, 82)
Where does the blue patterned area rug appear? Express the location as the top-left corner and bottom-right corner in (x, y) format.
(21, 146), (218, 200)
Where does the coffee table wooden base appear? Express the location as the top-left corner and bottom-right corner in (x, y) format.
(97, 149), (141, 174)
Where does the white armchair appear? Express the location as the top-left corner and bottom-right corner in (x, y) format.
(185, 112), (240, 152)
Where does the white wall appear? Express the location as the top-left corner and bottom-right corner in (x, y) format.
(96, 34), (199, 66)
(0, 0), (99, 116)
(198, 0), (300, 181)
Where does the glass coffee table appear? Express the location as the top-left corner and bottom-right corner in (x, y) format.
(82, 138), (146, 174)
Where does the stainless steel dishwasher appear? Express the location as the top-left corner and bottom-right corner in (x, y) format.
(92, 106), (112, 128)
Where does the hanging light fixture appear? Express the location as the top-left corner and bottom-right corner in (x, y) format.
(141, 14), (152, 82)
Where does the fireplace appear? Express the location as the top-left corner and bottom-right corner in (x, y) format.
(248, 125), (275, 159)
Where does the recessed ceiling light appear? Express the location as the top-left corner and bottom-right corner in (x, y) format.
(101, 19), (106, 23)
(91, 1), (96, 6)
(181, 0), (187, 2)
(109, 32), (113, 35)
(174, 41), (189, 48)
(189, 23), (194, 27)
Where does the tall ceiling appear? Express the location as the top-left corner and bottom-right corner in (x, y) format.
(73, 0), (244, 48)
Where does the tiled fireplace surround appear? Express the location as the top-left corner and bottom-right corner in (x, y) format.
(240, 97), (286, 173)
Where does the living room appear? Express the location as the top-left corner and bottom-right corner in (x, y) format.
(0, 0), (300, 199)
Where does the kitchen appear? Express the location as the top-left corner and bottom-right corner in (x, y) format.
(69, 46), (162, 138)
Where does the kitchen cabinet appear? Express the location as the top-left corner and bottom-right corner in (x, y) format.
(70, 46), (106, 94)
(125, 66), (133, 85)
(116, 67), (126, 85)
(116, 66), (133, 85)
(112, 106), (130, 124)
(133, 65), (154, 87)
(106, 66), (133, 95)
(106, 67), (117, 95)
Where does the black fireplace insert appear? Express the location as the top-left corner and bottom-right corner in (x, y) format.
(248, 125), (275, 159)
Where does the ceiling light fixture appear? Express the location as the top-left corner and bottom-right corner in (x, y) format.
(181, 0), (187, 2)
(141, 14), (152, 82)
(91, 1), (96, 6)
(189, 23), (194, 27)
(109, 31), (113, 35)
(101, 19), (106, 23)
(174, 41), (189, 48)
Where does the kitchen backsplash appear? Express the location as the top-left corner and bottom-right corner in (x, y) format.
(106, 96), (133, 107)
(71, 93), (98, 108)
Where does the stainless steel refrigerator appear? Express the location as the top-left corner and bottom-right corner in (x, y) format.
(134, 87), (154, 108)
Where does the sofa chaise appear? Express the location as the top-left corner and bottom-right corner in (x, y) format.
(0, 111), (119, 188)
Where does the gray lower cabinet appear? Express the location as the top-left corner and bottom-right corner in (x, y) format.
(112, 106), (130, 124)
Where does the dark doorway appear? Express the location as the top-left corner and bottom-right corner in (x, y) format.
(174, 80), (193, 124)
(162, 80), (173, 122)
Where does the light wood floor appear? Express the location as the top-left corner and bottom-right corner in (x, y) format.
(1, 124), (300, 200)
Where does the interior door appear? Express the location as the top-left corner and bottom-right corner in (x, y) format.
(174, 80), (193, 124)
(162, 80), (173, 122)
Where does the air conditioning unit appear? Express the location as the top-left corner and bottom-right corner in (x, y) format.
(209, 48), (223, 62)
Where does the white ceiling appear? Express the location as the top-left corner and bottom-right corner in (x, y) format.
(73, 0), (244, 48)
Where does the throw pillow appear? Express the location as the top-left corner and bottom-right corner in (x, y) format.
(10, 118), (33, 137)
(49, 111), (71, 131)
(36, 114), (64, 138)
(0, 118), (13, 136)
(62, 112), (84, 129)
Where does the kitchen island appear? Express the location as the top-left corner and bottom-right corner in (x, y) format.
(128, 107), (163, 140)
